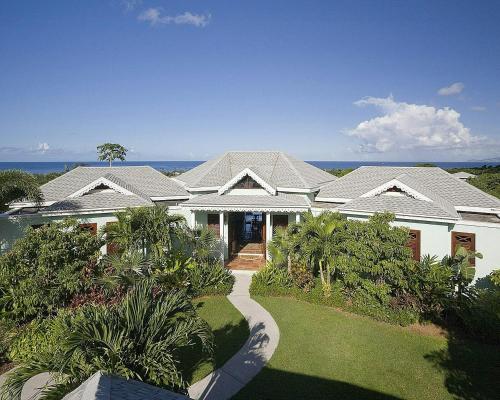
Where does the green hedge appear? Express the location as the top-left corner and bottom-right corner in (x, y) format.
(251, 271), (418, 326)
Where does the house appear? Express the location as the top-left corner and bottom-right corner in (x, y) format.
(62, 371), (189, 399)
(1, 152), (500, 280)
(452, 171), (476, 180)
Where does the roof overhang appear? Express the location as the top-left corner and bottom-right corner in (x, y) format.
(184, 204), (308, 213)
(337, 209), (459, 224)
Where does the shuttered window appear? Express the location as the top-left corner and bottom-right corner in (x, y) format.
(451, 231), (476, 266)
(106, 221), (119, 255)
(207, 214), (220, 235)
(79, 223), (97, 235)
(407, 229), (421, 261)
(273, 215), (289, 234)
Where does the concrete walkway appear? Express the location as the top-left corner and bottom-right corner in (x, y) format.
(188, 271), (280, 400)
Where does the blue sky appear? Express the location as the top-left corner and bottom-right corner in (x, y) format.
(1, 0), (500, 162)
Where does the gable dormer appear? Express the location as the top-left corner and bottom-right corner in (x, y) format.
(360, 178), (433, 202)
(218, 168), (276, 196)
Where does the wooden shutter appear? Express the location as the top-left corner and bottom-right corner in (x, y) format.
(273, 215), (288, 234)
(79, 223), (97, 235)
(407, 229), (421, 261)
(207, 214), (220, 236)
(106, 221), (119, 255)
(451, 231), (476, 266)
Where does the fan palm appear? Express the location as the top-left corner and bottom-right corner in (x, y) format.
(0, 170), (43, 212)
(0, 281), (213, 400)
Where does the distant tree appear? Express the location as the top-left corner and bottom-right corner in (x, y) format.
(96, 143), (127, 167)
(414, 163), (437, 167)
(0, 170), (43, 212)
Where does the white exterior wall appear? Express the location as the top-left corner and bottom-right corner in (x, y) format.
(314, 209), (500, 282)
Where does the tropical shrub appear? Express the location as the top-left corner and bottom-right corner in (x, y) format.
(187, 261), (234, 296)
(0, 219), (103, 324)
(104, 206), (186, 256)
(1, 281), (214, 399)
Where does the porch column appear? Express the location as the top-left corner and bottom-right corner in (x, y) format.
(266, 212), (272, 260)
(296, 212), (301, 223)
(190, 211), (196, 229)
(219, 212), (228, 261)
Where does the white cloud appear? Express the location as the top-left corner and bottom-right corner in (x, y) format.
(121, 0), (142, 12)
(348, 95), (482, 153)
(138, 8), (211, 27)
(437, 82), (464, 96)
(471, 106), (486, 112)
(37, 142), (50, 154)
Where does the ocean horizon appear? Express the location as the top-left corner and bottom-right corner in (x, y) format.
(1, 160), (499, 174)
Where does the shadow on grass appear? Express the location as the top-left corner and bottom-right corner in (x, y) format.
(424, 333), (500, 400)
(180, 317), (249, 384)
(233, 368), (403, 400)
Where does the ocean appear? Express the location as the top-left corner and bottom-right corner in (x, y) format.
(0, 161), (499, 174)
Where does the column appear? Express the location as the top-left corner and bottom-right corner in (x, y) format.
(296, 212), (301, 223)
(266, 212), (272, 260)
(190, 211), (196, 229)
(219, 212), (225, 262)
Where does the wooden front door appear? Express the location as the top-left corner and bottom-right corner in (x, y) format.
(261, 213), (266, 254)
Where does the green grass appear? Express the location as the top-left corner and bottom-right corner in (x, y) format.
(234, 296), (500, 400)
(182, 296), (249, 384)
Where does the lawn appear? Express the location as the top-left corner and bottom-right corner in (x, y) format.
(182, 296), (249, 384)
(234, 297), (500, 400)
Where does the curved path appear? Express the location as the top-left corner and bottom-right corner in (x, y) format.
(188, 271), (280, 400)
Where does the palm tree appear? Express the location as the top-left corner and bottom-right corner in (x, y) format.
(0, 170), (43, 212)
(99, 250), (151, 293)
(1, 281), (213, 400)
(298, 212), (346, 295)
(181, 226), (221, 264)
(104, 206), (186, 256)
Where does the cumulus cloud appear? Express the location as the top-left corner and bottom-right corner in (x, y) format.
(138, 8), (211, 27)
(348, 95), (482, 153)
(37, 142), (50, 154)
(437, 82), (464, 96)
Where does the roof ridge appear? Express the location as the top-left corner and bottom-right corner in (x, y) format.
(190, 153), (228, 187)
(393, 174), (459, 218)
(40, 166), (83, 189)
(281, 153), (308, 188)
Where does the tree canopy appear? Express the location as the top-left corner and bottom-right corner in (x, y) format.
(0, 170), (43, 212)
(96, 143), (127, 167)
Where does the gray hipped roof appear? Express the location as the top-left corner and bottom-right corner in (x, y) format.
(41, 166), (189, 201)
(33, 166), (190, 213)
(62, 371), (189, 400)
(176, 151), (336, 190)
(318, 166), (500, 209)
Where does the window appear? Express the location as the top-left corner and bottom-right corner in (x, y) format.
(451, 231), (476, 266)
(407, 229), (421, 261)
(273, 215), (288, 234)
(207, 214), (220, 235)
(79, 223), (97, 235)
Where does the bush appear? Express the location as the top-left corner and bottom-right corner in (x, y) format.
(0, 219), (103, 324)
(1, 281), (214, 398)
(187, 261), (234, 296)
(0, 319), (16, 365)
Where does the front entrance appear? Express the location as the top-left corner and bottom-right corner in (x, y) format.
(228, 212), (266, 257)
(227, 212), (266, 270)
